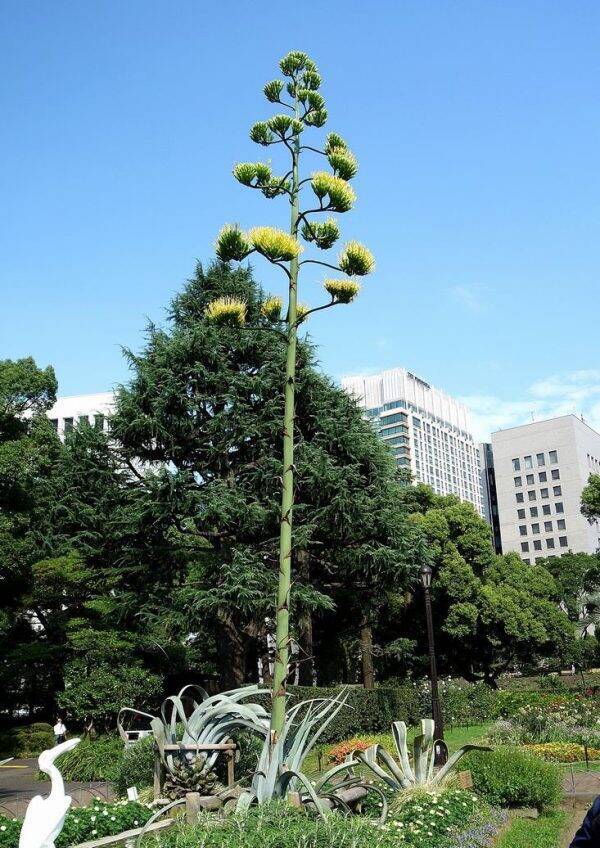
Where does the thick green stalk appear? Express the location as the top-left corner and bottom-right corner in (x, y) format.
(270, 95), (301, 741)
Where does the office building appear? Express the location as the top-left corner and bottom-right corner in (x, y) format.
(342, 368), (485, 516)
(47, 392), (114, 440)
(491, 415), (600, 561)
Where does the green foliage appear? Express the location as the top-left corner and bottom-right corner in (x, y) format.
(116, 735), (155, 795)
(50, 735), (123, 782)
(58, 661), (163, 725)
(581, 473), (600, 523)
(288, 686), (421, 742)
(0, 723), (54, 758)
(463, 747), (562, 810)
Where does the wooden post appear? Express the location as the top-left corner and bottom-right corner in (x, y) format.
(153, 746), (165, 799)
(226, 748), (235, 787)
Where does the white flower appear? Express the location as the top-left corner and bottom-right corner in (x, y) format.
(134, 821), (139, 826)
(110, 816), (116, 822)
(1, 826), (6, 832)
(102, 810), (108, 816)
(91, 816), (96, 822)
(91, 831), (97, 836)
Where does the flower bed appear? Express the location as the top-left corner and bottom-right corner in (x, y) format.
(0, 800), (153, 848)
(327, 737), (377, 764)
(524, 742), (600, 763)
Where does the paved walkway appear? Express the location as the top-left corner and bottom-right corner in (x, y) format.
(0, 759), (113, 819)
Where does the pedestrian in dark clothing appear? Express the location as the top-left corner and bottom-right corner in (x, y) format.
(570, 796), (600, 846)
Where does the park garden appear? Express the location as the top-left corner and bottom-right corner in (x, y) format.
(2, 50), (600, 848)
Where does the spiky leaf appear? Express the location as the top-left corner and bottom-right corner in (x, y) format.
(215, 225), (252, 262)
(339, 241), (375, 276)
(324, 279), (361, 303)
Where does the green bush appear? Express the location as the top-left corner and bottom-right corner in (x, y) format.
(0, 723), (54, 758)
(50, 735), (124, 782)
(463, 747), (562, 811)
(288, 685), (421, 743)
(116, 736), (155, 796)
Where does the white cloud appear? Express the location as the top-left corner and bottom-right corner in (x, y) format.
(461, 370), (600, 442)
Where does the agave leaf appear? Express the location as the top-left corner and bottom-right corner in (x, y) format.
(392, 721), (415, 783)
(433, 744), (492, 785)
(315, 759), (360, 792)
(236, 790), (256, 812)
(116, 707), (156, 744)
(277, 769), (330, 819)
(354, 748), (403, 790)
(414, 719), (434, 783)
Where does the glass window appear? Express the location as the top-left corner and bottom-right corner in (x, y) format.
(94, 414), (104, 430)
(541, 488), (549, 499)
(78, 415), (88, 426)
(523, 557), (530, 564)
(546, 538), (555, 549)
(532, 523), (540, 534)
(528, 490), (536, 501)
(530, 507), (538, 517)
(544, 521), (553, 532)
(553, 485), (562, 496)
(536, 453), (545, 466)
(533, 540), (542, 551)
(524, 455), (533, 469)
(514, 476), (522, 487)
(559, 536), (568, 547)
(49, 418), (58, 431)
(63, 417), (74, 434)
(517, 509), (526, 519)
(516, 492), (524, 503)
(555, 502), (564, 514)
(551, 469), (560, 480)
(521, 542), (529, 552)
(539, 471), (547, 482)
(549, 450), (558, 463)
(519, 525), (527, 536)
(526, 474), (534, 485)
(557, 519), (566, 530)
(542, 505), (551, 515)
(512, 458), (521, 471)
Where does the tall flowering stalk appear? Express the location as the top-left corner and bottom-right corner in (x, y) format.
(205, 51), (374, 741)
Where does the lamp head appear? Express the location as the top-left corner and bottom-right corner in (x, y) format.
(420, 563), (433, 589)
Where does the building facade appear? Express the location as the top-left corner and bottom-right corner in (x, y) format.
(491, 415), (600, 561)
(46, 392), (114, 440)
(342, 368), (485, 516)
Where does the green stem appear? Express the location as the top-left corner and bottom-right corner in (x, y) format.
(270, 89), (301, 742)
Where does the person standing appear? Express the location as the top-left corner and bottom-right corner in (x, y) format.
(53, 717), (67, 744)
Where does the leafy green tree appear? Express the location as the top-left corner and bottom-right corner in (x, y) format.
(401, 492), (575, 684)
(202, 51), (374, 737)
(581, 474), (600, 523)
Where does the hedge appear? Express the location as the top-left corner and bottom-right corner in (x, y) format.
(0, 723), (54, 758)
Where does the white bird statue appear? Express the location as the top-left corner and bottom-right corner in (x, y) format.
(19, 738), (81, 848)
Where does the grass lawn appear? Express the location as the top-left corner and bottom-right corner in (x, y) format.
(496, 810), (570, 848)
(306, 722), (493, 775)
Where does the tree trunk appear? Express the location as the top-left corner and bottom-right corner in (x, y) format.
(360, 614), (375, 689)
(219, 613), (246, 688)
(296, 549), (315, 686)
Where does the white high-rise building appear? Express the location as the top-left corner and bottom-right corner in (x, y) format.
(46, 392), (114, 440)
(342, 368), (485, 516)
(491, 415), (600, 561)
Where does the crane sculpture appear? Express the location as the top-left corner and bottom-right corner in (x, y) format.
(19, 738), (80, 848)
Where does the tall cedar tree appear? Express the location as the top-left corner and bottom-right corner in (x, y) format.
(110, 261), (416, 689)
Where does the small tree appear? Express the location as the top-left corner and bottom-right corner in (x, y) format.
(205, 52), (374, 739)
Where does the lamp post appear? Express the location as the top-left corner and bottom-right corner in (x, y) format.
(420, 562), (446, 764)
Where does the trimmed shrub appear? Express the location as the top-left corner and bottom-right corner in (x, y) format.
(50, 735), (123, 782)
(0, 723), (54, 758)
(463, 746), (562, 811)
(288, 685), (421, 742)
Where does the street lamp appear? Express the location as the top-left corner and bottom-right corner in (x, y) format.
(420, 562), (446, 764)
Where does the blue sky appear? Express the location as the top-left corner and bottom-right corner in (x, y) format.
(2, 1), (599, 439)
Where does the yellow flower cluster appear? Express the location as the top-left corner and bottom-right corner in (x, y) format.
(338, 241), (375, 276)
(525, 743), (600, 763)
(324, 278), (361, 303)
(261, 296), (283, 321)
(311, 171), (356, 212)
(204, 296), (247, 327)
(249, 227), (303, 262)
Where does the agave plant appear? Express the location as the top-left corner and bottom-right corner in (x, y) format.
(238, 690), (352, 815)
(119, 684), (269, 782)
(323, 718), (490, 794)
